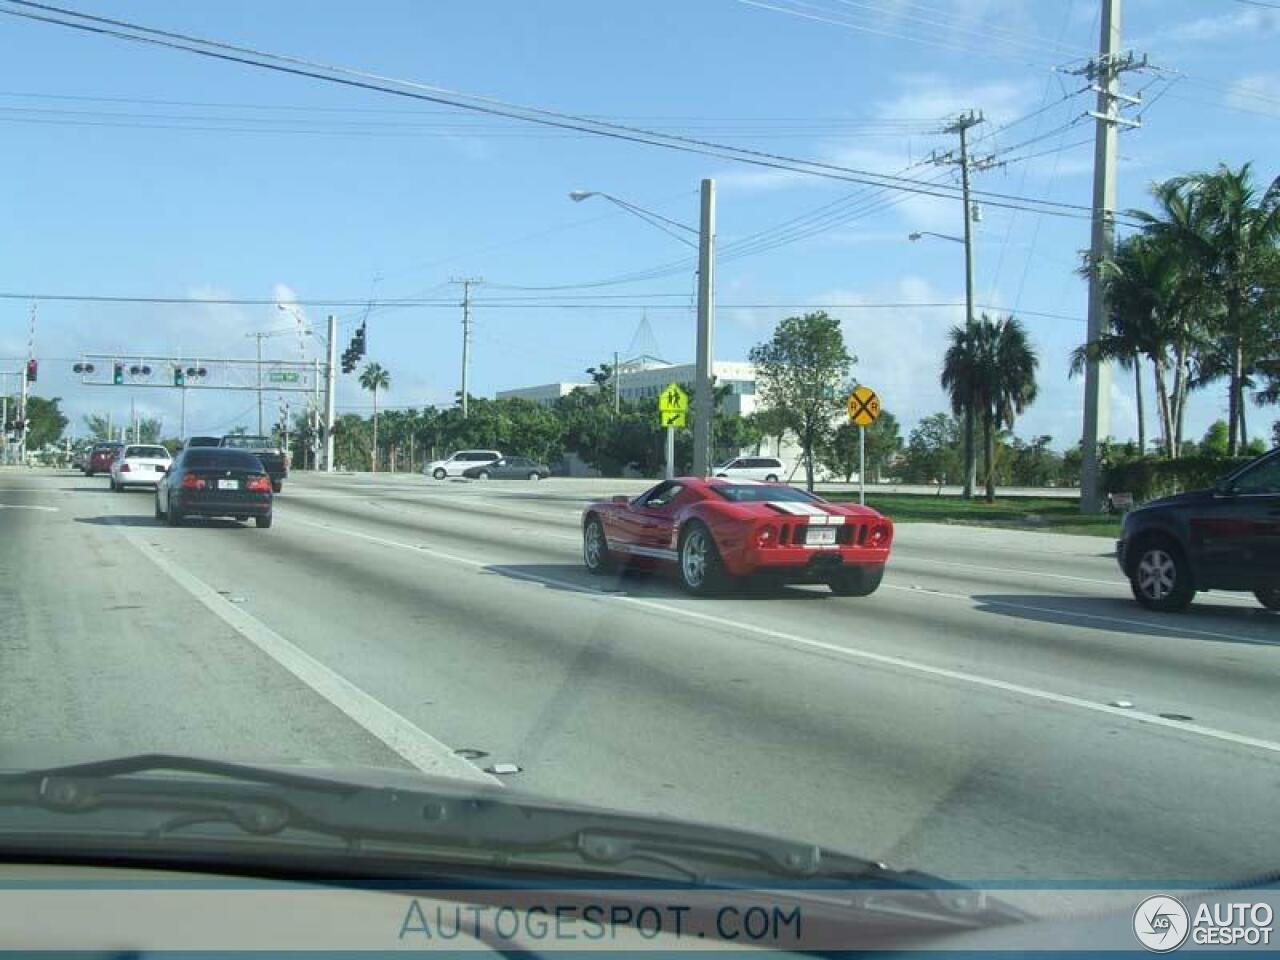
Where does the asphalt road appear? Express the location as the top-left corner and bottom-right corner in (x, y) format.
(2, 467), (1278, 888)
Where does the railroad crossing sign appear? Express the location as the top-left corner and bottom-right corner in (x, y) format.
(658, 382), (688, 428)
(847, 385), (881, 427)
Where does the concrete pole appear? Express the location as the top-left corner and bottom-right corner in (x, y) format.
(959, 123), (978, 500)
(692, 178), (716, 477)
(324, 314), (337, 473)
(1080, 0), (1121, 513)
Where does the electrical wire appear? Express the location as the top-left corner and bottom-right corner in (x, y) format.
(0, 0), (1112, 223)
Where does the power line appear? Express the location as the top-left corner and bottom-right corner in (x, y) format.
(0, 0), (1110, 223)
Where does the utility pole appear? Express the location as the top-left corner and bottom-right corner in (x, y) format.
(613, 350), (620, 415)
(312, 356), (320, 471)
(692, 178), (716, 477)
(932, 111), (995, 500)
(1072, 0), (1146, 513)
(451, 278), (482, 419)
(324, 314), (337, 473)
(247, 331), (266, 434)
(17, 304), (35, 464)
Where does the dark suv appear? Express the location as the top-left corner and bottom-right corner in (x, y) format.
(1117, 447), (1280, 612)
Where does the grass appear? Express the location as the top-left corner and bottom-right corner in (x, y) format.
(823, 492), (1121, 538)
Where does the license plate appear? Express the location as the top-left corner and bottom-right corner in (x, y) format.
(805, 526), (837, 546)
(217, 479), (240, 491)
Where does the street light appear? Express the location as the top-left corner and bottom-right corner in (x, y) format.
(569, 184), (717, 476)
(908, 231), (964, 244)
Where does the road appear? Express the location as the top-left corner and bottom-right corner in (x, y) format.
(2, 467), (1277, 888)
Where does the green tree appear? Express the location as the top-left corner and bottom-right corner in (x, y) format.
(749, 311), (854, 490)
(1200, 419), (1230, 457)
(358, 362), (390, 471)
(16, 396), (69, 450)
(1008, 435), (1062, 487)
(82, 413), (112, 441)
(941, 314), (1039, 502)
(820, 410), (901, 483)
(898, 413), (962, 487)
(1133, 164), (1280, 454)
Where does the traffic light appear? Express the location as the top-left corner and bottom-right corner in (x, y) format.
(173, 366), (185, 387)
(113, 362), (124, 385)
(353, 324), (366, 358)
(25, 359), (37, 383)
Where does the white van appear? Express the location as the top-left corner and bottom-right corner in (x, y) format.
(713, 456), (786, 482)
(425, 450), (502, 480)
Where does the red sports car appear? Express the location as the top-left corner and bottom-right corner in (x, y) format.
(582, 477), (893, 596)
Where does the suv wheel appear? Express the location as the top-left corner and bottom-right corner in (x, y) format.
(432, 467), (447, 480)
(765, 474), (779, 482)
(1255, 587), (1280, 612)
(829, 565), (884, 597)
(1130, 541), (1194, 612)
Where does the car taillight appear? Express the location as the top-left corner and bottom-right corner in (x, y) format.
(867, 522), (892, 547)
(246, 475), (271, 493)
(119, 463), (131, 472)
(755, 524), (778, 548)
(180, 474), (206, 490)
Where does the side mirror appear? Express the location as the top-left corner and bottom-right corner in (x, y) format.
(611, 495), (630, 504)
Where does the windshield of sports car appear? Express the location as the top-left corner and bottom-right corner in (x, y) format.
(4, 2), (1280, 952)
(710, 483), (820, 503)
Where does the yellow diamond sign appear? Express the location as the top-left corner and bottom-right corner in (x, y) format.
(658, 382), (689, 415)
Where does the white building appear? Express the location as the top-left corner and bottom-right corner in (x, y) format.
(496, 381), (593, 408)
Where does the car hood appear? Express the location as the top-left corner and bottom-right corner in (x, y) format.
(1138, 488), (1214, 510)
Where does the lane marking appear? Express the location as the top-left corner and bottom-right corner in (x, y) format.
(109, 521), (499, 786)
(0, 504), (59, 511)
(289, 515), (1280, 758)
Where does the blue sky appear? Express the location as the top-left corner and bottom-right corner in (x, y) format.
(1, 0), (1278, 448)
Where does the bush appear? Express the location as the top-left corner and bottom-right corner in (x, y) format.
(1103, 455), (1256, 502)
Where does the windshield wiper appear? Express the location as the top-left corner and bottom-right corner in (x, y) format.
(0, 755), (925, 885)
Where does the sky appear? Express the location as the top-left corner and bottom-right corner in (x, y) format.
(1, 0), (1278, 449)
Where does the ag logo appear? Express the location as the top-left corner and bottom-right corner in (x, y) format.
(1134, 895), (1190, 952)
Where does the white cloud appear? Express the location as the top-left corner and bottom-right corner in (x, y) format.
(876, 73), (1034, 127)
(1226, 73), (1280, 118)
(1156, 8), (1279, 44)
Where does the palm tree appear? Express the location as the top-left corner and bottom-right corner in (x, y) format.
(358, 362), (390, 472)
(1133, 165), (1280, 454)
(942, 314), (1039, 502)
(1070, 232), (1203, 457)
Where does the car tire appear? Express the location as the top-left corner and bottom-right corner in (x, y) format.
(476, 470), (490, 481)
(582, 516), (617, 575)
(1129, 539), (1194, 612)
(432, 468), (447, 480)
(256, 513), (273, 529)
(1255, 587), (1280, 611)
(271, 480), (282, 493)
(154, 497), (164, 520)
(678, 521), (727, 596)
(765, 474), (779, 482)
(528, 471), (541, 481)
(85, 470), (94, 478)
(235, 515), (249, 522)
(829, 565), (884, 597)
(165, 499), (183, 527)
(109, 477), (119, 492)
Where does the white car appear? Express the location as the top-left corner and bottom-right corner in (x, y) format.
(109, 444), (173, 491)
(713, 456), (785, 483)
(424, 449), (502, 480)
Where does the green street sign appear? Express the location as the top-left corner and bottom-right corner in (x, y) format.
(268, 371), (301, 383)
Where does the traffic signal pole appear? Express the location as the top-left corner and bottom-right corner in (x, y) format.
(324, 314), (337, 473)
(692, 179), (716, 478)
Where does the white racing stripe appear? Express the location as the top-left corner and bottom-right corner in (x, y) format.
(109, 520), (499, 785)
(289, 515), (1280, 758)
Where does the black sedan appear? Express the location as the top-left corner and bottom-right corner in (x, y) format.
(461, 456), (551, 481)
(1116, 446), (1279, 611)
(155, 448), (274, 528)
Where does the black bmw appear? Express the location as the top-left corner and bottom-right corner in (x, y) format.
(155, 448), (274, 528)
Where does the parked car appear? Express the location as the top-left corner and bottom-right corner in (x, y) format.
(425, 449), (502, 480)
(462, 456), (551, 481)
(713, 456), (786, 482)
(219, 435), (288, 492)
(155, 448), (273, 528)
(109, 444), (173, 491)
(84, 442), (124, 477)
(1116, 446), (1280, 612)
(184, 436), (222, 449)
(582, 477), (893, 596)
